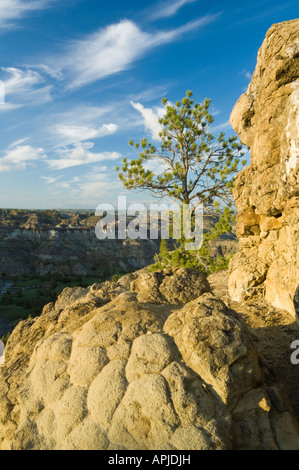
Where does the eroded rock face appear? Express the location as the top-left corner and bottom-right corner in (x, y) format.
(228, 20), (299, 316)
(130, 268), (210, 304)
(0, 269), (299, 450)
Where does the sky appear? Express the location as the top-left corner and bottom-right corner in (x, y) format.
(0, 0), (298, 210)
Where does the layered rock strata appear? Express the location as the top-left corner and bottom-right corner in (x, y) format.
(228, 19), (299, 319)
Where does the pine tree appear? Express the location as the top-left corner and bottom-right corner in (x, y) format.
(116, 90), (247, 214)
(117, 90), (247, 273)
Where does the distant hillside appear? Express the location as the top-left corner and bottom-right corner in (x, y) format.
(0, 208), (238, 329)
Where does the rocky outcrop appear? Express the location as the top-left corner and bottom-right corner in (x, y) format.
(228, 20), (299, 318)
(0, 268), (299, 450)
(131, 268), (210, 304)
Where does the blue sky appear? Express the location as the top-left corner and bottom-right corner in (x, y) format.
(0, 0), (298, 209)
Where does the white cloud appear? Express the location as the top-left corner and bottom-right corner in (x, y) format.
(240, 69), (252, 80)
(1, 67), (52, 106)
(47, 110), (119, 172)
(47, 106), (117, 150)
(211, 120), (232, 132)
(8, 137), (30, 147)
(150, 0), (198, 20)
(33, 64), (64, 80)
(41, 175), (83, 191)
(130, 101), (165, 141)
(55, 16), (219, 89)
(0, 0), (51, 29)
(57, 176), (80, 189)
(129, 86), (170, 104)
(53, 106), (112, 123)
(143, 158), (170, 175)
(47, 142), (121, 170)
(3, 68), (41, 95)
(62, 20), (153, 89)
(0, 103), (21, 112)
(0, 139), (47, 172)
(50, 170), (122, 202)
(41, 175), (63, 184)
(77, 173), (120, 199)
(156, 14), (221, 39)
(55, 123), (118, 143)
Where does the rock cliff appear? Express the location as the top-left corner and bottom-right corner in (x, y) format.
(0, 209), (237, 279)
(0, 268), (299, 450)
(228, 19), (299, 319)
(0, 209), (162, 277)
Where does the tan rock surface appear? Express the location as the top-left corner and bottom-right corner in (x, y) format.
(131, 268), (211, 304)
(228, 19), (299, 318)
(0, 269), (299, 450)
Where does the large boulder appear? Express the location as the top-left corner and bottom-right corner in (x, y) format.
(228, 19), (299, 316)
(164, 293), (262, 407)
(0, 269), (299, 450)
(130, 268), (210, 304)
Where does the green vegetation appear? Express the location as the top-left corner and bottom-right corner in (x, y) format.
(0, 305), (27, 323)
(110, 274), (123, 283)
(0, 332), (10, 345)
(117, 90), (245, 273)
(117, 90), (246, 211)
(0, 268), (124, 323)
(151, 208), (235, 274)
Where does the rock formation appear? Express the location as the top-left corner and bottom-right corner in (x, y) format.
(228, 19), (299, 319)
(0, 268), (299, 450)
(0, 209), (162, 277)
(0, 209), (237, 279)
(1, 20), (299, 452)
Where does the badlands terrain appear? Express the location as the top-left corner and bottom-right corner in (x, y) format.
(0, 18), (298, 450)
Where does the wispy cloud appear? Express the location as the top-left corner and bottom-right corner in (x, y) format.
(33, 64), (64, 80)
(131, 98), (231, 140)
(1, 67), (52, 107)
(143, 158), (170, 175)
(54, 123), (118, 144)
(237, 2), (295, 25)
(240, 69), (252, 80)
(51, 16), (220, 89)
(211, 120), (232, 132)
(47, 142), (121, 170)
(0, 0), (51, 29)
(47, 106), (114, 143)
(41, 175), (63, 184)
(47, 170), (122, 203)
(0, 139), (47, 172)
(150, 0), (198, 20)
(130, 101), (164, 141)
(76, 172), (121, 199)
(56, 176), (80, 189)
(0, 103), (21, 112)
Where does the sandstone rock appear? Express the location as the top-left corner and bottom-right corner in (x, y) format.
(0, 269), (298, 450)
(164, 293), (261, 407)
(228, 20), (299, 317)
(117, 269), (145, 289)
(55, 287), (89, 311)
(131, 268), (210, 304)
(294, 284), (299, 325)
